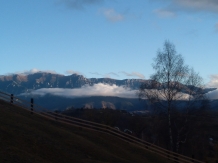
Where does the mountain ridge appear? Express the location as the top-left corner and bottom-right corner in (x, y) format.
(0, 72), (147, 95)
(0, 72), (216, 111)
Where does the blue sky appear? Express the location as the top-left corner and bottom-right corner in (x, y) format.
(0, 0), (218, 85)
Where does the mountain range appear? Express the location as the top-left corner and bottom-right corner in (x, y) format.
(0, 72), (145, 94)
(0, 72), (216, 111)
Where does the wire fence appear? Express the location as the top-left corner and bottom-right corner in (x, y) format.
(0, 91), (206, 163)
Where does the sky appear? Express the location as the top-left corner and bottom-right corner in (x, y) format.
(0, 0), (218, 86)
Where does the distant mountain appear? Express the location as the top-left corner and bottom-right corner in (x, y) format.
(0, 72), (146, 95)
(0, 72), (216, 111)
(0, 73), (148, 111)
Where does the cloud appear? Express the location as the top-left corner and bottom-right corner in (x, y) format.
(89, 72), (119, 78)
(23, 84), (190, 100)
(207, 74), (218, 88)
(108, 72), (119, 77)
(57, 0), (104, 10)
(101, 8), (124, 22)
(142, 89), (192, 100)
(154, 9), (176, 18)
(104, 72), (119, 78)
(5, 69), (58, 76)
(65, 70), (81, 75)
(20, 81), (200, 100)
(120, 71), (145, 79)
(22, 68), (42, 75)
(205, 74), (218, 99)
(206, 90), (218, 100)
(173, 0), (218, 13)
(90, 72), (102, 76)
(22, 83), (137, 98)
(153, 0), (218, 16)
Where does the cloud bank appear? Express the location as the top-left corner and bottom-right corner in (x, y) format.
(23, 83), (193, 100)
(23, 83), (137, 98)
(207, 74), (218, 88)
(206, 74), (218, 99)
(206, 90), (218, 100)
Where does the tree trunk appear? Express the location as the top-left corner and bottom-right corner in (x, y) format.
(176, 132), (180, 153)
(168, 106), (173, 151)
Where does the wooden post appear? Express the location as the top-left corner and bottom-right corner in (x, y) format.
(10, 94), (13, 104)
(55, 110), (58, 120)
(31, 98), (34, 114)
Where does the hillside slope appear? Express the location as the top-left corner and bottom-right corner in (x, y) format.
(0, 100), (170, 163)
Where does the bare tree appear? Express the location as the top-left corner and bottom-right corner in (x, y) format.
(139, 40), (205, 152)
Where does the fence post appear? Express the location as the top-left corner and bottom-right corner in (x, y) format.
(55, 110), (58, 121)
(30, 98), (34, 114)
(10, 94), (13, 104)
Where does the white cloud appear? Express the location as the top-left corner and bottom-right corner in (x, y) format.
(101, 8), (124, 22)
(120, 71), (145, 79)
(5, 69), (58, 76)
(140, 88), (193, 101)
(104, 72), (119, 78)
(65, 70), (81, 75)
(22, 83), (137, 98)
(89, 72), (119, 78)
(107, 72), (119, 77)
(205, 74), (218, 99)
(206, 90), (218, 100)
(154, 9), (176, 18)
(90, 72), (102, 76)
(26, 68), (40, 74)
(20, 81), (201, 100)
(207, 74), (218, 88)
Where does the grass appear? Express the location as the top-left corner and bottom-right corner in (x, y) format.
(62, 107), (218, 162)
(0, 100), (171, 163)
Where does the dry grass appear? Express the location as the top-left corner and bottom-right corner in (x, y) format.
(0, 100), (171, 163)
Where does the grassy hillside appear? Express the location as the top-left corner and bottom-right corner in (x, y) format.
(62, 108), (218, 162)
(0, 100), (170, 163)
